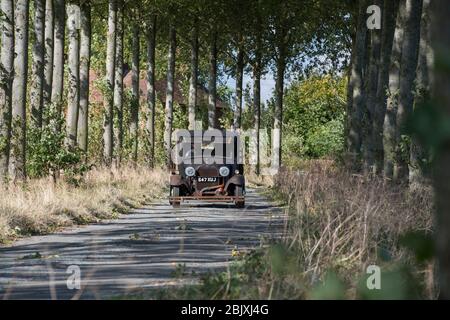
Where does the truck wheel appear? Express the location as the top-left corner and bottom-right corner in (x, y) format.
(171, 187), (181, 208)
(235, 186), (245, 208)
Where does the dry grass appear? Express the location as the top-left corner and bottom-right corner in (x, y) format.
(272, 160), (434, 298)
(245, 170), (274, 188)
(0, 166), (167, 244)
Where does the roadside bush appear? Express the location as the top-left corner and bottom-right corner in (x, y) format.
(27, 104), (87, 182)
(304, 118), (344, 158)
(283, 75), (346, 160)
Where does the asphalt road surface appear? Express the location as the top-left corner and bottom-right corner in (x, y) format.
(0, 189), (285, 300)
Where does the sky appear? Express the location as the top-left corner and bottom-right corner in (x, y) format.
(225, 72), (276, 106)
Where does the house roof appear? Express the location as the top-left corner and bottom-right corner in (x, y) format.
(89, 70), (225, 109)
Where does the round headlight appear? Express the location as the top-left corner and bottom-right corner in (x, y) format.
(219, 166), (230, 177)
(184, 167), (196, 177)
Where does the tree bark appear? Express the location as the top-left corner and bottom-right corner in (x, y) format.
(234, 41), (244, 130)
(77, 0), (91, 153)
(395, 0), (423, 182)
(431, 0), (450, 301)
(130, 17), (140, 165)
(30, 0), (45, 130)
(145, 15), (156, 168)
(347, 0), (367, 169)
(373, 0), (399, 174)
(0, 0), (14, 180)
(66, 2), (80, 147)
(43, 0), (54, 111)
(51, 0), (65, 125)
(188, 23), (198, 131)
(362, 0), (382, 173)
(384, 0), (407, 179)
(103, 0), (116, 166)
(345, 37), (355, 153)
(113, 3), (123, 164)
(208, 30), (217, 129)
(409, 0), (431, 188)
(253, 59), (261, 176)
(271, 48), (286, 172)
(164, 25), (176, 167)
(10, 0), (29, 182)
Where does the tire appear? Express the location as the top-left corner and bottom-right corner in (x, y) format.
(171, 186), (181, 208)
(235, 186), (245, 208)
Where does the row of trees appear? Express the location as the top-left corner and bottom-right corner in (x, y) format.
(346, 0), (432, 187)
(0, 0), (439, 186)
(346, 0), (450, 298)
(0, 0), (348, 182)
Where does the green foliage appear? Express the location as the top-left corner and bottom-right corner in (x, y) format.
(304, 118), (344, 158)
(87, 103), (105, 164)
(407, 99), (450, 155)
(399, 230), (435, 264)
(283, 75), (346, 160)
(27, 104), (87, 182)
(310, 272), (346, 300)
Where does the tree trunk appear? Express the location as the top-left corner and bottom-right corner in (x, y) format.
(51, 0), (65, 126)
(188, 23), (198, 131)
(113, 4), (123, 165)
(384, 0), (407, 179)
(66, 2), (80, 147)
(409, 0), (431, 188)
(43, 0), (54, 111)
(30, 0), (45, 130)
(77, 0), (91, 153)
(208, 30), (217, 129)
(272, 54), (285, 172)
(164, 25), (176, 167)
(103, 0), (116, 166)
(145, 15), (156, 168)
(362, 0), (382, 173)
(130, 17), (140, 165)
(234, 41), (244, 130)
(0, 0), (14, 180)
(431, 0), (450, 301)
(253, 62), (261, 176)
(347, 0), (368, 169)
(345, 37), (355, 153)
(10, 0), (29, 182)
(373, 0), (399, 174)
(395, 0), (423, 182)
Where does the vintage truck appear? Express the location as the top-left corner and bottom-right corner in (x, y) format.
(168, 130), (245, 208)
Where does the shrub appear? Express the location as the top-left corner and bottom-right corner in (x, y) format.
(283, 75), (346, 160)
(304, 118), (344, 158)
(27, 104), (87, 182)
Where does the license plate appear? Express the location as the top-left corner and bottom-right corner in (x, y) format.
(198, 177), (218, 183)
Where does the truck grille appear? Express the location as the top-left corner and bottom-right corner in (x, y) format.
(196, 166), (221, 193)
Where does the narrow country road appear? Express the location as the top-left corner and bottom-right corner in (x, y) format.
(0, 189), (284, 300)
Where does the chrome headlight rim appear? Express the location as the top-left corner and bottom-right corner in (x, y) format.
(184, 166), (196, 177)
(219, 166), (230, 177)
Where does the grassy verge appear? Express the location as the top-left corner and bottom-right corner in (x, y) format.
(0, 167), (167, 244)
(136, 160), (435, 300)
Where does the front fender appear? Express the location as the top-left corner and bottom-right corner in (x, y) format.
(170, 175), (182, 186)
(225, 175), (245, 191)
(169, 175), (192, 194)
